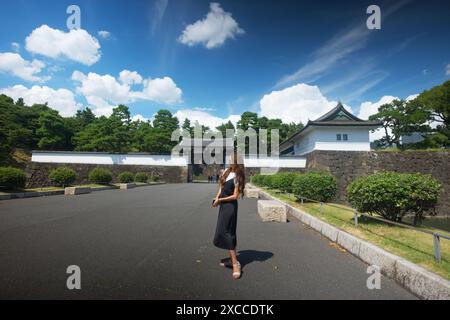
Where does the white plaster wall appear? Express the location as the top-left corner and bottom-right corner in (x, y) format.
(243, 156), (306, 168)
(294, 127), (372, 155)
(32, 152), (306, 169)
(32, 152), (189, 167)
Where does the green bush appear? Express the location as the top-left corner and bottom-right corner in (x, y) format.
(135, 172), (150, 183)
(251, 174), (264, 186)
(48, 167), (76, 187)
(149, 175), (160, 182)
(347, 172), (442, 223)
(0, 167), (26, 190)
(292, 172), (337, 202)
(118, 171), (134, 183)
(261, 175), (276, 188)
(89, 168), (112, 185)
(273, 172), (298, 193)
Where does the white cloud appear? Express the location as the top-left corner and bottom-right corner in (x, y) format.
(0, 84), (81, 117)
(178, 2), (244, 49)
(357, 94), (419, 142)
(276, 26), (370, 87)
(446, 64), (450, 76)
(0, 52), (49, 82)
(259, 83), (340, 124)
(138, 77), (182, 104)
(406, 94), (419, 102)
(357, 95), (398, 121)
(151, 0), (169, 35)
(11, 42), (20, 52)
(119, 70), (143, 85)
(97, 30), (111, 39)
(25, 25), (101, 66)
(72, 70), (183, 115)
(73, 71), (132, 104)
(175, 109), (240, 130)
(132, 114), (150, 122)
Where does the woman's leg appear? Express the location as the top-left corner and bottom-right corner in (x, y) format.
(229, 249), (241, 279)
(229, 249), (238, 265)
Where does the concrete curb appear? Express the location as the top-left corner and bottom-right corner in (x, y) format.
(0, 183), (167, 201)
(249, 184), (450, 300)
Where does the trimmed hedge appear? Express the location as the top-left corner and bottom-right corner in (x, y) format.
(89, 168), (112, 185)
(149, 175), (159, 182)
(251, 174), (264, 186)
(347, 172), (442, 223)
(251, 172), (336, 202)
(135, 172), (150, 183)
(292, 172), (337, 202)
(272, 172), (298, 193)
(48, 167), (76, 187)
(0, 167), (26, 190)
(262, 175), (276, 189)
(118, 171), (135, 183)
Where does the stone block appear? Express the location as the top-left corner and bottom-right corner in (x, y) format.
(120, 183), (136, 190)
(245, 188), (259, 199)
(0, 194), (11, 200)
(257, 200), (287, 223)
(64, 187), (91, 195)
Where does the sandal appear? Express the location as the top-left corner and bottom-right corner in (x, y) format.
(232, 262), (241, 280)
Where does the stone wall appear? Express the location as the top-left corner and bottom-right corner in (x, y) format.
(25, 162), (188, 188)
(305, 151), (450, 216)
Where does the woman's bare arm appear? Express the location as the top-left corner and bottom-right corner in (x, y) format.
(218, 185), (240, 203)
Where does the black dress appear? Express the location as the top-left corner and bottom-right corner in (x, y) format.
(213, 175), (238, 250)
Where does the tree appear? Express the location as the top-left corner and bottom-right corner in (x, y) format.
(414, 80), (450, 147)
(73, 116), (113, 151)
(237, 112), (258, 131)
(369, 100), (429, 148)
(143, 128), (174, 154)
(108, 105), (132, 153)
(73, 105), (133, 152)
(182, 118), (193, 136)
(216, 121), (235, 137)
(16, 98), (25, 107)
(36, 110), (72, 150)
(131, 120), (153, 152)
(153, 110), (179, 133)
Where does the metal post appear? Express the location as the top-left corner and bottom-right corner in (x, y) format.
(301, 197), (304, 205)
(354, 211), (358, 228)
(320, 202), (323, 214)
(433, 233), (441, 263)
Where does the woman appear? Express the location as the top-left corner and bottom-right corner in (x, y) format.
(212, 152), (246, 280)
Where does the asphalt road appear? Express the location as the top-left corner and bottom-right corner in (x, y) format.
(0, 184), (416, 299)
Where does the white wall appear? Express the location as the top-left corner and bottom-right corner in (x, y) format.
(294, 127), (371, 155)
(32, 152), (189, 167)
(32, 152), (306, 169)
(243, 156), (306, 168)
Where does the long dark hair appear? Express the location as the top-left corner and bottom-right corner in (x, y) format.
(220, 152), (246, 197)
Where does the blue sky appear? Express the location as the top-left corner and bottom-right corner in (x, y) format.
(0, 0), (449, 127)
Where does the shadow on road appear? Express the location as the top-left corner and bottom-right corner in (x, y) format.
(237, 250), (274, 269)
